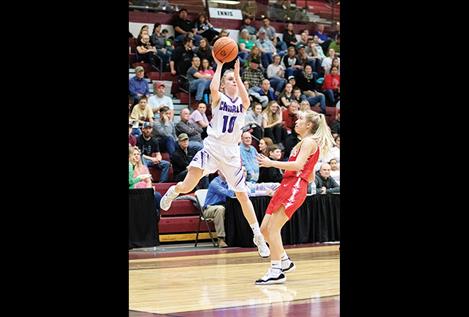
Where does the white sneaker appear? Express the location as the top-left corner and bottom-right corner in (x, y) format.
(159, 185), (179, 211)
(253, 234), (270, 258)
(281, 258), (296, 273)
(255, 268), (286, 285)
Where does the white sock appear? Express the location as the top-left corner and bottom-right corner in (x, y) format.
(281, 251), (289, 261)
(271, 260), (282, 273)
(250, 222), (261, 236)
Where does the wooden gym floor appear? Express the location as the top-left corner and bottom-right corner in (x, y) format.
(129, 243), (340, 316)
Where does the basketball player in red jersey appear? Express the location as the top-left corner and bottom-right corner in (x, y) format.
(255, 110), (335, 284)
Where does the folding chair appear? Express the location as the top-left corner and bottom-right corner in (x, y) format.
(194, 189), (217, 247)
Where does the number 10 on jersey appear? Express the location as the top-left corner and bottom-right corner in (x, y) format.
(222, 115), (237, 133)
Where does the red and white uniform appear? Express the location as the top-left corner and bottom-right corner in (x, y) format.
(265, 142), (320, 219)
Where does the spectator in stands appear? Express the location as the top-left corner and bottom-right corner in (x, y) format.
(282, 22), (298, 48)
(244, 46), (262, 71)
(161, 29), (174, 49)
(315, 163), (340, 194)
(189, 102), (209, 139)
(255, 30), (276, 69)
(194, 13), (219, 43)
(239, 29), (255, 51)
(203, 172), (236, 248)
(329, 57), (340, 75)
(292, 87), (305, 103)
(299, 99), (311, 111)
(194, 38), (213, 65)
(136, 34), (158, 67)
(173, 8), (202, 46)
(136, 123), (171, 183)
(329, 158), (340, 185)
(282, 100), (299, 135)
(171, 133), (209, 188)
(150, 23), (164, 46)
(278, 82), (294, 108)
(136, 25), (150, 44)
(153, 106), (177, 156)
(262, 100), (284, 145)
(251, 79), (276, 107)
(297, 65), (326, 113)
(258, 17), (276, 42)
(169, 36), (194, 76)
(245, 102), (264, 140)
(175, 108), (204, 151)
(129, 146), (162, 220)
(129, 120), (137, 146)
(240, 15), (257, 38)
(258, 137), (274, 156)
(296, 31), (309, 49)
(329, 34), (340, 56)
(297, 44), (315, 71)
(312, 35), (326, 60)
(130, 96), (154, 135)
(305, 37), (322, 74)
(258, 144), (283, 183)
(322, 48), (339, 75)
(266, 55), (287, 95)
(187, 56), (212, 105)
(199, 58), (215, 81)
(242, 59), (266, 102)
(148, 82), (174, 120)
(313, 24), (331, 52)
(330, 111), (340, 137)
(322, 66), (340, 106)
(129, 66), (150, 105)
(282, 46), (303, 79)
(150, 23), (172, 69)
(240, 131), (260, 183)
(288, 76), (299, 90)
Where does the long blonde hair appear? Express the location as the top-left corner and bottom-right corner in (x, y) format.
(303, 110), (335, 158)
(262, 101), (280, 125)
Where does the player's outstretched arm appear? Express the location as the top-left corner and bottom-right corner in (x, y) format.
(210, 51), (224, 109)
(234, 59), (250, 111)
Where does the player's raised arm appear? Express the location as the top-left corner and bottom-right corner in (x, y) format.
(234, 59), (250, 111)
(210, 51), (224, 108)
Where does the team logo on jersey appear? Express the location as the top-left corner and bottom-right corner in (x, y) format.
(219, 101), (242, 113)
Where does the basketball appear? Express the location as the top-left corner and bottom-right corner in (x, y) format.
(213, 37), (238, 63)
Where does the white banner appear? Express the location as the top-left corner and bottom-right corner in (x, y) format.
(209, 7), (243, 20)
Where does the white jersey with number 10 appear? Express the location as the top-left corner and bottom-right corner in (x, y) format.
(206, 92), (245, 145)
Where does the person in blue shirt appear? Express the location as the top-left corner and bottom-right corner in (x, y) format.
(240, 131), (260, 183)
(203, 172), (236, 248)
(129, 66), (150, 105)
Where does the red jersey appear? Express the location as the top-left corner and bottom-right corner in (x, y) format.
(266, 141), (320, 219)
(283, 143), (320, 181)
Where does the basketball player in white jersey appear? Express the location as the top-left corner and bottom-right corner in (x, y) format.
(160, 53), (270, 258)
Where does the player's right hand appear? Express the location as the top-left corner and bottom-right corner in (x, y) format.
(212, 50), (223, 65)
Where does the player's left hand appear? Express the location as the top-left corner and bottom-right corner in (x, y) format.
(257, 154), (272, 167)
(234, 58), (240, 74)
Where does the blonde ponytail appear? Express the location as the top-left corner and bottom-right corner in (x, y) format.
(303, 110), (335, 159)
